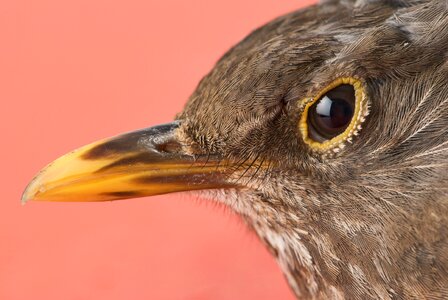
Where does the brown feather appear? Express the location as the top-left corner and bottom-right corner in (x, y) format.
(177, 0), (448, 298)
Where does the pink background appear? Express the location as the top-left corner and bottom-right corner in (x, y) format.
(1, 1), (315, 299)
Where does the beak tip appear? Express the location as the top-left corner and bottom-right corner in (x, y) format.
(21, 174), (42, 204)
(21, 186), (32, 205)
(21, 193), (29, 205)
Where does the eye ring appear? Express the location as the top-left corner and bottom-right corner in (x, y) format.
(299, 77), (368, 152)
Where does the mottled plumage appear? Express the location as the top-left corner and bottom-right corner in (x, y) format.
(177, 0), (448, 298)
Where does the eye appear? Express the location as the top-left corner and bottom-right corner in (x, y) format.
(308, 84), (355, 141)
(299, 77), (368, 151)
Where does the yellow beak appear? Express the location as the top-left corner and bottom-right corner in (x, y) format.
(22, 121), (236, 203)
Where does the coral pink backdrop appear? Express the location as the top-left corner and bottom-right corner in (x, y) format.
(1, 0), (315, 299)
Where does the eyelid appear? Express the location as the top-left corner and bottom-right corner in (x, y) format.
(298, 77), (369, 153)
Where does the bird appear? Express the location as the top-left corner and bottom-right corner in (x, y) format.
(22, 0), (448, 298)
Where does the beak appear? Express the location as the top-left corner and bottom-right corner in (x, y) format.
(22, 121), (236, 203)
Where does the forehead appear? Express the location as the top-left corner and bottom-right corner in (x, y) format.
(186, 0), (445, 99)
(178, 0), (447, 154)
(246, 0), (447, 77)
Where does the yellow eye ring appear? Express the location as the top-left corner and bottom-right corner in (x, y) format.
(298, 77), (368, 152)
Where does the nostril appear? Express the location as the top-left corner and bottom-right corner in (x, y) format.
(154, 139), (183, 154)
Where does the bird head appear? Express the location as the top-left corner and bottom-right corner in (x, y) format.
(23, 0), (448, 298)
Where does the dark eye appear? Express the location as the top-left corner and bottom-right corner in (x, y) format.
(299, 78), (367, 151)
(308, 84), (355, 141)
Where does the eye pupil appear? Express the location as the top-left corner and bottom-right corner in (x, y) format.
(308, 84), (355, 140)
(315, 96), (353, 129)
